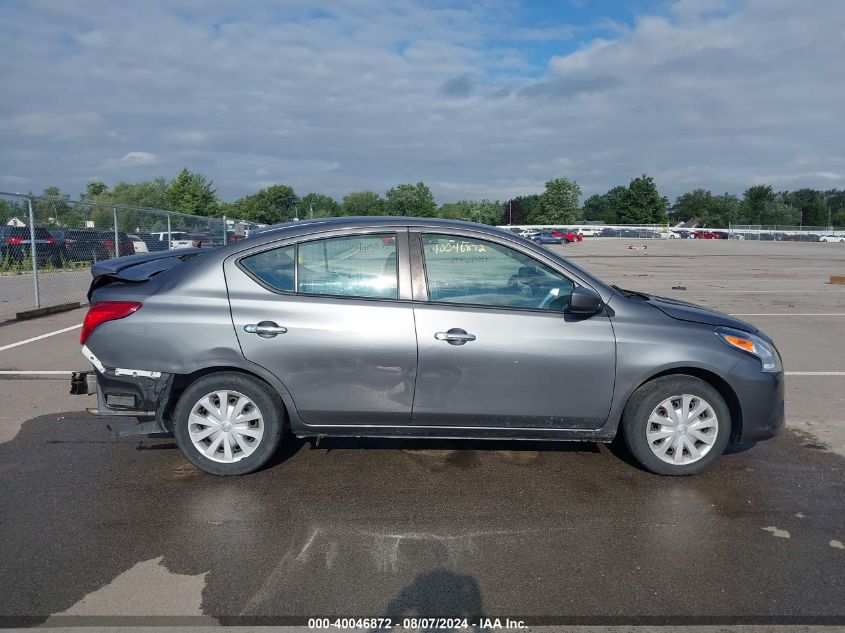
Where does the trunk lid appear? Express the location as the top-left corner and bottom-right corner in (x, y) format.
(88, 248), (212, 299)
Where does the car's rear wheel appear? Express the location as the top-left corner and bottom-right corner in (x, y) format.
(173, 372), (284, 475)
(621, 375), (731, 475)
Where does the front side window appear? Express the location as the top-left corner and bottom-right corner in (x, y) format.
(297, 234), (397, 299)
(422, 234), (574, 311)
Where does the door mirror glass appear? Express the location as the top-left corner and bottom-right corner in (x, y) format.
(568, 286), (603, 314)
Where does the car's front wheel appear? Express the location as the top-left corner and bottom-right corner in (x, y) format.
(621, 375), (731, 475)
(172, 372), (284, 475)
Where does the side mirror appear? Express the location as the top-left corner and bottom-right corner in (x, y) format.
(569, 286), (603, 314)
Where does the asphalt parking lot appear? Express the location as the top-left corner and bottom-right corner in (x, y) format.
(0, 238), (843, 627)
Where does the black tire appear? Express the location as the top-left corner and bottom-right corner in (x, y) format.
(172, 371), (285, 475)
(621, 375), (731, 476)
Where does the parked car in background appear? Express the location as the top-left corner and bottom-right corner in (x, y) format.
(819, 234), (845, 243)
(0, 226), (55, 266)
(551, 229), (578, 243)
(128, 234), (149, 254)
(657, 230), (680, 239)
(533, 233), (563, 245)
(51, 229), (109, 263)
(73, 217), (784, 477)
(694, 231), (722, 239)
(577, 228), (599, 237)
(101, 231), (136, 258)
(144, 231), (193, 250)
(600, 228), (621, 237)
(729, 233), (746, 240)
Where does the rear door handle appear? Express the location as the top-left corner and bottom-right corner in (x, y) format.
(244, 321), (287, 338)
(434, 328), (476, 345)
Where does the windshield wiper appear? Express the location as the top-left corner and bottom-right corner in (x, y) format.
(611, 284), (650, 300)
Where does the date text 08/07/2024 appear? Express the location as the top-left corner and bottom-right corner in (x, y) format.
(307, 617), (526, 629)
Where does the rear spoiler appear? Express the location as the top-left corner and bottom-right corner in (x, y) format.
(88, 248), (212, 299)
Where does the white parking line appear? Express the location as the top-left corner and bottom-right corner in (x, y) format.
(785, 372), (845, 376)
(0, 370), (73, 375)
(0, 324), (82, 352)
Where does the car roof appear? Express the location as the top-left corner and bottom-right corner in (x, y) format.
(247, 217), (520, 244)
(253, 216), (502, 236)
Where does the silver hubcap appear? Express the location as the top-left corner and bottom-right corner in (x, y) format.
(188, 390), (264, 463)
(646, 394), (719, 465)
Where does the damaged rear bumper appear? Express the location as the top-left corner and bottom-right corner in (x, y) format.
(71, 346), (174, 435)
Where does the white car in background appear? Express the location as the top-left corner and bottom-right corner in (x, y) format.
(819, 235), (845, 243)
(577, 228), (599, 237)
(657, 230), (680, 239)
(127, 234), (149, 254)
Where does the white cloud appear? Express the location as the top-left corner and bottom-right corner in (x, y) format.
(104, 152), (158, 168)
(0, 0), (843, 203)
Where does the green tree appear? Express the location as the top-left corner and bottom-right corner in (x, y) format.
(33, 186), (71, 225)
(619, 174), (668, 224)
(167, 168), (219, 216)
(231, 184), (298, 224)
(500, 195), (540, 225)
(83, 181), (109, 199)
(740, 185), (775, 224)
(709, 193), (742, 227)
(672, 189), (715, 224)
(803, 194), (829, 227)
(342, 191), (384, 216)
(384, 182), (437, 217)
(582, 185), (626, 223)
(439, 200), (502, 225)
(299, 192), (341, 218)
(106, 178), (170, 209)
(529, 178), (581, 225)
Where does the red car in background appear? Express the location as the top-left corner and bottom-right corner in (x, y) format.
(551, 229), (581, 243)
(694, 230), (723, 239)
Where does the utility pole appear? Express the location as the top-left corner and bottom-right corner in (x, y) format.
(309, 203), (313, 220)
(509, 200), (512, 225)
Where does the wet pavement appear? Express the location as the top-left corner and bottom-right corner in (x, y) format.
(0, 410), (843, 625)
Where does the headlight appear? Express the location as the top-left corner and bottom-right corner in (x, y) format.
(716, 327), (782, 373)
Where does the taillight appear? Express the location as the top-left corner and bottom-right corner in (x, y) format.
(103, 239), (114, 248)
(7, 237), (23, 245)
(80, 301), (142, 345)
(47, 237), (56, 244)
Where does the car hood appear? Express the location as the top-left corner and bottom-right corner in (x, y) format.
(643, 294), (757, 333)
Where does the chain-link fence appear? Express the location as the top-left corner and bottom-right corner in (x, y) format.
(0, 191), (254, 322)
(727, 224), (845, 241)
(501, 223), (845, 241)
(499, 224), (669, 238)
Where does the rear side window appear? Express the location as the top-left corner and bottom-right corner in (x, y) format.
(297, 234), (397, 299)
(239, 233), (398, 299)
(241, 245), (295, 292)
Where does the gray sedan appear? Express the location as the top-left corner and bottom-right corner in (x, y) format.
(72, 217), (784, 476)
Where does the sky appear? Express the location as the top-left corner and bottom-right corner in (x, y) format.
(1, 0), (844, 204)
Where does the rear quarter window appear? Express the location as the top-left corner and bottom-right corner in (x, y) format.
(240, 245), (296, 292)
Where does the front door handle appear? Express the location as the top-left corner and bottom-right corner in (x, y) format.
(244, 321), (288, 338)
(434, 328), (477, 345)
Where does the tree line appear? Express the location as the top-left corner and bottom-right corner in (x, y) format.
(3, 168), (844, 228)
